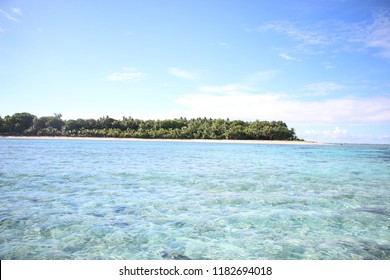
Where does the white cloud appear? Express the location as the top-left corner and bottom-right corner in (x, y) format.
(107, 67), (145, 81)
(194, 70), (277, 95)
(258, 21), (329, 46)
(302, 129), (318, 136)
(12, 8), (22, 15)
(0, 8), (20, 22)
(258, 10), (390, 59)
(322, 62), (333, 69)
(322, 127), (348, 138)
(301, 127), (390, 144)
(303, 127), (348, 138)
(279, 53), (299, 61)
(171, 86), (390, 125)
(303, 82), (346, 96)
(301, 127), (350, 142)
(211, 41), (231, 49)
(366, 11), (390, 58)
(168, 67), (196, 80)
(198, 84), (252, 95)
(243, 70), (279, 85)
(218, 42), (230, 49)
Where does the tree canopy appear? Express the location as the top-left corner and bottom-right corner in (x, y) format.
(0, 113), (302, 141)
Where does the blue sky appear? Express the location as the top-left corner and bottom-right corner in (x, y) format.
(1, 0), (389, 143)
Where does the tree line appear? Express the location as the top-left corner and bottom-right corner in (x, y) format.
(0, 112), (301, 141)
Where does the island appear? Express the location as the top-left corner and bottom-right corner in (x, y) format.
(0, 112), (302, 141)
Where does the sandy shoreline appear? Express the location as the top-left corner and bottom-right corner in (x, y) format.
(0, 136), (328, 145)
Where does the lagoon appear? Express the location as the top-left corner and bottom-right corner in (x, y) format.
(0, 138), (389, 259)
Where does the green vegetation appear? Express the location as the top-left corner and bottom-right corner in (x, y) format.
(0, 112), (302, 141)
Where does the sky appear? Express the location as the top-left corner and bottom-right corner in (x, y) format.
(1, 0), (390, 143)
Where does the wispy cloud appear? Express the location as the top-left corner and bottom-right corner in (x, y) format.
(244, 70), (279, 85)
(258, 10), (390, 59)
(0, 8), (20, 22)
(168, 67), (196, 80)
(218, 42), (230, 49)
(279, 53), (299, 61)
(107, 67), (145, 81)
(258, 21), (329, 46)
(195, 70), (278, 96)
(303, 82), (346, 96)
(211, 41), (231, 49)
(366, 11), (390, 58)
(322, 62), (333, 69)
(198, 84), (251, 95)
(12, 8), (23, 16)
(220, 42), (229, 48)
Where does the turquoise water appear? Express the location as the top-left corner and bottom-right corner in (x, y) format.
(0, 138), (389, 260)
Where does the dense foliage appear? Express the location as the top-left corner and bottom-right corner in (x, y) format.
(0, 112), (301, 140)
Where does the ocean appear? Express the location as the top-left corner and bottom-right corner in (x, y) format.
(0, 138), (389, 259)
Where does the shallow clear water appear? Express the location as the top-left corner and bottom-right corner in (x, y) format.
(0, 138), (389, 259)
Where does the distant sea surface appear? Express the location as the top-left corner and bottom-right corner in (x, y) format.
(0, 138), (389, 259)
